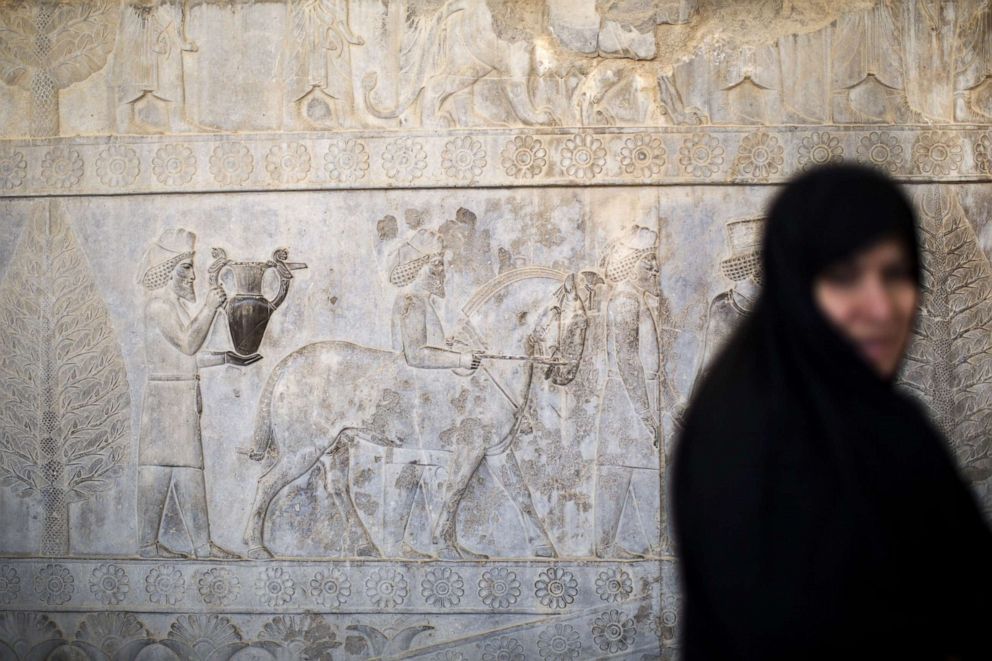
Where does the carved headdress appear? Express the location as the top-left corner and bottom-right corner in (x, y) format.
(602, 225), (658, 283)
(136, 228), (195, 290)
(388, 229), (444, 287)
(720, 216), (766, 283)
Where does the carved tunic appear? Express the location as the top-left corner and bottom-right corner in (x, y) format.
(694, 289), (750, 388)
(597, 281), (660, 470)
(138, 289), (203, 468)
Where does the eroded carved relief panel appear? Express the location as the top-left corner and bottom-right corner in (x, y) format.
(1, 2), (991, 660)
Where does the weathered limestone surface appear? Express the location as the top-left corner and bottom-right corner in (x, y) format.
(0, 1), (990, 659)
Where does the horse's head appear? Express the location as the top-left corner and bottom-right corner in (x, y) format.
(527, 273), (589, 386)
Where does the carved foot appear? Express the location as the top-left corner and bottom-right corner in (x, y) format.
(138, 543), (191, 559)
(355, 544), (380, 558)
(595, 543), (645, 560)
(400, 542), (435, 560)
(246, 545), (275, 560)
(531, 544), (556, 558)
(204, 542), (242, 560)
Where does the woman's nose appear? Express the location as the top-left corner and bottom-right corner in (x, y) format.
(861, 277), (894, 322)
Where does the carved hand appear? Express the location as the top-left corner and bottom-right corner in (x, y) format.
(206, 286), (227, 310)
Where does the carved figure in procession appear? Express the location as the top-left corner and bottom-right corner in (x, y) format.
(690, 216), (765, 392)
(382, 230), (557, 559)
(136, 229), (253, 559)
(595, 226), (663, 559)
(284, 0), (365, 128)
(241, 230), (585, 560)
(112, 0), (197, 132)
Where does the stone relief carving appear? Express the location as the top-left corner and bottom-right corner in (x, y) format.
(900, 188), (992, 503)
(284, 0), (364, 129)
(0, 201), (130, 556)
(112, 0), (198, 133)
(0, 0), (118, 136)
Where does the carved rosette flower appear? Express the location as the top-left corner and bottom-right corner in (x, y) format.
(34, 563), (74, 605)
(76, 613), (148, 658)
(592, 609), (636, 654)
(433, 652), (466, 661)
(152, 144), (196, 186)
(96, 145), (140, 188)
(310, 567), (351, 608)
(501, 136), (547, 179)
(365, 568), (408, 609)
(168, 614), (242, 659)
(256, 567), (296, 607)
(481, 636), (524, 661)
(619, 134), (666, 178)
(0, 150), (27, 190)
(145, 564), (185, 606)
(975, 133), (992, 174)
(560, 133), (607, 180)
(421, 566), (464, 608)
(798, 131), (843, 171)
(854, 131), (904, 173)
(382, 137), (427, 183)
(534, 566), (578, 609)
(41, 147), (84, 189)
(733, 131), (784, 181)
(197, 567), (240, 606)
(595, 567), (633, 603)
(679, 134), (725, 178)
(537, 623), (582, 661)
(913, 131), (964, 176)
(324, 139), (369, 183)
(442, 136), (487, 180)
(659, 593), (681, 643)
(478, 567), (521, 609)
(88, 563), (129, 605)
(266, 142), (311, 184)
(209, 142), (254, 185)
(0, 565), (20, 604)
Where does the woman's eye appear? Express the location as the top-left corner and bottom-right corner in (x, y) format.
(823, 266), (859, 287)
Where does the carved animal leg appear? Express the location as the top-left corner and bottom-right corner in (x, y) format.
(323, 437), (379, 558)
(242, 448), (320, 559)
(486, 450), (556, 557)
(433, 433), (488, 559)
(382, 462), (432, 559)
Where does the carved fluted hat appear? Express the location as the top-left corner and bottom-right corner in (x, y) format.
(137, 228), (196, 290)
(720, 216), (765, 283)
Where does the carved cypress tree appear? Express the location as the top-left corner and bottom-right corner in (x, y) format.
(0, 202), (130, 555)
(900, 188), (992, 483)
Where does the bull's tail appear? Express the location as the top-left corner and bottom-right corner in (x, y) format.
(250, 359), (291, 457)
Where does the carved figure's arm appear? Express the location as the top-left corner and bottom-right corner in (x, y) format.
(610, 294), (655, 430)
(399, 295), (473, 369)
(147, 296), (220, 356)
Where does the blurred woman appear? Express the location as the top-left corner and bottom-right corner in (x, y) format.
(673, 164), (991, 659)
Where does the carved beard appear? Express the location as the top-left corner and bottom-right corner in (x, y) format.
(173, 276), (196, 303)
(427, 270), (446, 299)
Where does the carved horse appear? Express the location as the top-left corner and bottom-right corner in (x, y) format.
(242, 269), (589, 559)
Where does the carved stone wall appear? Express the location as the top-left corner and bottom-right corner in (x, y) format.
(1, 2), (990, 660)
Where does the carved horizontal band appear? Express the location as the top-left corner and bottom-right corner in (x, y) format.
(0, 558), (659, 616)
(0, 126), (989, 197)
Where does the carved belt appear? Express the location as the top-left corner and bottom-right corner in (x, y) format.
(147, 373), (200, 382)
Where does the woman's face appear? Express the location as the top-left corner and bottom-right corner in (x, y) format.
(813, 238), (919, 380)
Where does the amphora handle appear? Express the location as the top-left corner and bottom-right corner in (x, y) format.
(266, 247), (307, 310)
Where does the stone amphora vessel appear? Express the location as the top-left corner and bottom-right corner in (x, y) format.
(209, 247), (307, 357)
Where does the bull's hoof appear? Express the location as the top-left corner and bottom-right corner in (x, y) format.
(246, 545), (274, 560)
(531, 544), (556, 558)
